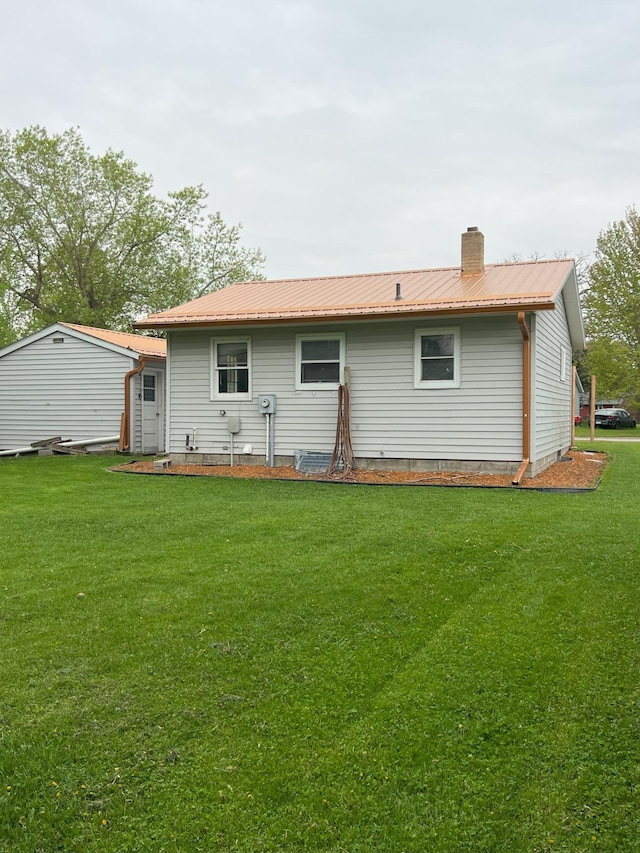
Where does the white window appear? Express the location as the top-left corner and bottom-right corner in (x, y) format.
(142, 373), (156, 402)
(295, 333), (345, 390)
(560, 346), (571, 382)
(211, 337), (251, 399)
(414, 327), (461, 389)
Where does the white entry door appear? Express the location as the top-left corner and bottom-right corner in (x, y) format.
(142, 370), (163, 453)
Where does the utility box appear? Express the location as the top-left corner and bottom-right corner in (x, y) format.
(227, 416), (241, 434)
(258, 394), (276, 414)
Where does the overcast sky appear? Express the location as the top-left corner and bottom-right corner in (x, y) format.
(2, 0), (639, 279)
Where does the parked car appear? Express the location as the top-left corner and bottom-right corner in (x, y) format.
(594, 408), (636, 429)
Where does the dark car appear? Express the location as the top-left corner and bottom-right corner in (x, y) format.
(594, 408), (636, 429)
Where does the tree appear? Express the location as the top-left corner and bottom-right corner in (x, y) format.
(583, 207), (640, 409)
(142, 206), (266, 317)
(0, 126), (264, 345)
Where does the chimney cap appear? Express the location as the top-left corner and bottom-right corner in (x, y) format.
(467, 226), (479, 232)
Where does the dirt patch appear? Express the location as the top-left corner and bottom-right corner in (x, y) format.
(112, 449), (607, 490)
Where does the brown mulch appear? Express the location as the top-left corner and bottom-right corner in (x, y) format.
(112, 448), (607, 490)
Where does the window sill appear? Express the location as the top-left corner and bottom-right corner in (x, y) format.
(210, 393), (252, 402)
(414, 381), (460, 390)
(295, 383), (340, 392)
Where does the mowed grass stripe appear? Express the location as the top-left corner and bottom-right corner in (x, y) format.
(0, 444), (638, 851)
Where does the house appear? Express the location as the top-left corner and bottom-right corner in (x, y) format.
(134, 228), (585, 480)
(0, 322), (166, 454)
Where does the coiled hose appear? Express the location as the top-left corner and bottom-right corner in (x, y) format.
(328, 383), (355, 478)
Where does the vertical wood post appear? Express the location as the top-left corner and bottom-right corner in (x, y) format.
(590, 375), (596, 442)
(571, 365), (576, 445)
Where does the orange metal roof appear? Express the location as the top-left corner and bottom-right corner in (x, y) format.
(134, 259), (575, 329)
(61, 323), (166, 357)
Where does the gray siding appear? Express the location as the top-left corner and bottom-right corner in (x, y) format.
(168, 316), (525, 464)
(532, 294), (573, 463)
(0, 331), (134, 449)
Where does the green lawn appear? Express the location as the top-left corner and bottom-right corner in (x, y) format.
(575, 423), (638, 439)
(1, 445), (639, 852)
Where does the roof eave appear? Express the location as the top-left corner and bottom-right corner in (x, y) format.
(558, 266), (586, 351)
(134, 301), (556, 331)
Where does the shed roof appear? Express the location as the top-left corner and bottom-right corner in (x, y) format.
(0, 322), (166, 362)
(61, 323), (166, 357)
(135, 258), (584, 347)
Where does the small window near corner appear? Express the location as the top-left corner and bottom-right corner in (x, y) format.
(414, 327), (461, 389)
(143, 373), (156, 402)
(296, 333), (345, 390)
(211, 337), (251, 400)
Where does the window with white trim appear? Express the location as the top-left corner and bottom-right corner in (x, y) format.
(295, 333), (345, 390)
(211, 337), (251, 399)
(414, 327), (461, 389)
(142, 373), (156, 402)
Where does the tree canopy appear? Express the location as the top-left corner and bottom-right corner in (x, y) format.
(0, 126), (265, 346)
(583, 206), (640, 409)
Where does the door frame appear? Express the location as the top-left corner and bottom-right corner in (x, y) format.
(141, 367), (164, 453)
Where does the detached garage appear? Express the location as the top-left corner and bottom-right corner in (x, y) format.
(0, 322), (166, 454)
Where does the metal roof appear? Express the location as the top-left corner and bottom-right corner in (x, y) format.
(135, 259), (575, 327)
(61, 323), (166, 357)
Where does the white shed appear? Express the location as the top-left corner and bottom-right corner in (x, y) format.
(0, 322), (166, 453)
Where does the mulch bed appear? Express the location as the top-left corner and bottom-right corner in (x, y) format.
(112, 448), (607, 490)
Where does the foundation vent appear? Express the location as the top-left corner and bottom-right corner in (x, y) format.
(294, 450), (335, 475)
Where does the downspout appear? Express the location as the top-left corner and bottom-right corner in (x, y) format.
(119, 357), (146, 452)
(512, 312), (531, 485)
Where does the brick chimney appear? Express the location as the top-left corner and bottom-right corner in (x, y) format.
(461, 226), (484, 275)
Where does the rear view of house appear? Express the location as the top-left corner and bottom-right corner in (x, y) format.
(135, 228), (585, 480)
(0, 323), (166, 454)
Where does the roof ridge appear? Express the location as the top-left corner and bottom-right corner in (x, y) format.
(233, 267), (461, 287)
(61, 322), (149, 339)
(490, 258), (574, 269)
(235, 257), (573, 286)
